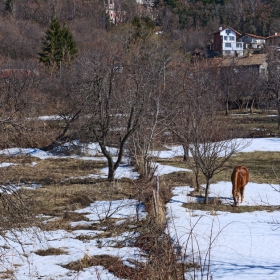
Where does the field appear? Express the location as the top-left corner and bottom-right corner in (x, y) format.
(0, 113), (280, 279)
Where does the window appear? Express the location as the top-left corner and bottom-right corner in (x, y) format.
(225, 50), (231, 54)
(224, 36), (228, 40)
(229, 36), (234, 40)
(226, 29), (231, 35)
(236, 43), (242, 48)
(225, 43), (231, 47)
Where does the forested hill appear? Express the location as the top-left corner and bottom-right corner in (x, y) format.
(1, 0), (280, 64)
(163, 0), (280, 37)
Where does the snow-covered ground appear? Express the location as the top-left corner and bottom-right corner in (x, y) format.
(0, 200), (146, 280)
(167, 183), (280, 279)
(0, 138), (280, 279)
(153, 137), (280, 159)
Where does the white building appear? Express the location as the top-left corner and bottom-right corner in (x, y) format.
(105, 0), (126, 25)
(239, 33), (266, 49)
(213, 27), (244, 57)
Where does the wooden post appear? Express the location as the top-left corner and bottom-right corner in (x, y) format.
(153, 190), (158, 216)
(156, 176), (159, 201)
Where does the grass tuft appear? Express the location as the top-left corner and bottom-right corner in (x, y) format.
(35, 247), (68, 256)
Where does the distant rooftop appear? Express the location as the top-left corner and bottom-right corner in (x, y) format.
(214, 54), (267, 67)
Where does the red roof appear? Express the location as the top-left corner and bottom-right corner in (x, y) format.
(266, 33), (280, 39)
(244, 33), (266, 39)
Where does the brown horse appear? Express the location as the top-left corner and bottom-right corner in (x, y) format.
(231, 166), (249, 206)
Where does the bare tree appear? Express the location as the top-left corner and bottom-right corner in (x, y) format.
(170, 62), (250, 203)
(75, 44), (150, 181)
(189, 117), (250, 204)
(186, 70), (250, 204)
(0, 64), (43, 250)
(167, 64), (198, 163)
(0, 65), (43, 148)
(168, 62), (218, 190)
(39, 67), (89, 151)
(128, 41), (178, 180)
(219, 60), (264, 115)
(265, 50), (280, 129)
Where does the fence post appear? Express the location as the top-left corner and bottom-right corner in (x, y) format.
(156, 176), (159, 201)
(153, 190), (158, 216)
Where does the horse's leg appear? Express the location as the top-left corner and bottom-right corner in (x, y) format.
(233, 194), (239, 206)
(235, 188), (240, 206)
(232, 188), (237, 206)
(240, 187), (245, 203)
(236, 193), (239, 206)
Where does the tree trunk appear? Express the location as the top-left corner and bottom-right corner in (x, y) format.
(250, 98), (255, 114)
(41, 123), (70, 151)
(195, 171), (200, 192)
(277, 94), (280, 130)
(41, 109), (82, 151)
(225, 89), (229, 116)
(183, 144), (189, 162)
(108, 166), (115, 181)
(204, 180), (210, 204)
(100, 144), (116, 181)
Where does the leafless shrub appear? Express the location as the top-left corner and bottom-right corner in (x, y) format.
(0, 185), (32, 228)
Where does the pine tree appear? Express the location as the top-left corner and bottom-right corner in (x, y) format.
(5, 0), (13, 13)
(60, 24), (78, 64)
(38, 14), (78, 73)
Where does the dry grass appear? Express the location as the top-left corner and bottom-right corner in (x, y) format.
(63, 232), (189, 279)
(63, 254), (136, 278)
(0, 156), (138, 232)
(0, 156), (107, 185)
(35, 247), (68, 256)
(0, 269), (16, 279)
(224, 110), (280, 137)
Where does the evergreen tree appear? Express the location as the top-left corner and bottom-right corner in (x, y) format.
(60, 24), (78, 64)
(38, 14), (78, 73)
(5, 0), (13, 13)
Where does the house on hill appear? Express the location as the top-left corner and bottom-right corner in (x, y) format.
(240, 33), (266, 50)
(105, 0), (126, 24)
(266, 32), (280, 51)
(213, 27), (244, 57)
(105, 0), (155, 24)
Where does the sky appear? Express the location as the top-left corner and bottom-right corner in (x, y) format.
(0, 138), (280, 279)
